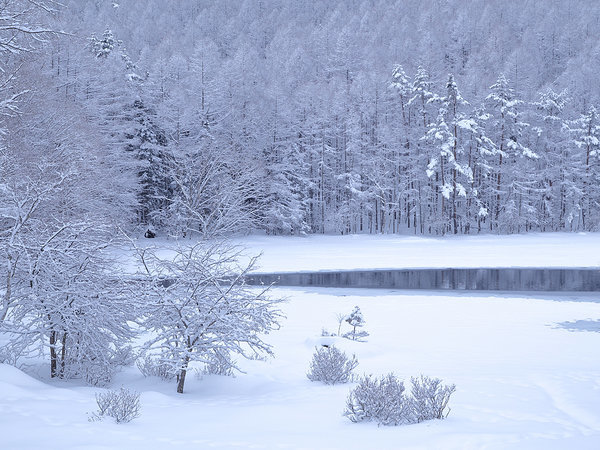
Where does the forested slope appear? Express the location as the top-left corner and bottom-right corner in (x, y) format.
(3, 0), (600, 236)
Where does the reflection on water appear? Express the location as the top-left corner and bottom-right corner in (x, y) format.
(247, 268), (600, 291)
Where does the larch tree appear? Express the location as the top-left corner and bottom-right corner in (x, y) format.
(484, 74), (536, 232)
(569, 106), (600, 230)
(425, 74), (475, 234)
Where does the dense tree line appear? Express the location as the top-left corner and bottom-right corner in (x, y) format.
(3, 1), (600, 240)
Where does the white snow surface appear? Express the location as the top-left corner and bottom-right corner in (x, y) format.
(3, 233), (600, 448)
(232, 232), (600, 273)
(2, 288), (600, 449)
(119, 232), (600, 275)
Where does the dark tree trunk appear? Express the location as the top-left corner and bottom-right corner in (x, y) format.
(49, 329), (57, 378)
(60, 332), (67, 378)
(176, 355), (190, 394)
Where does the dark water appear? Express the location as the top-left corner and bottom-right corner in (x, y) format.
(246, 268), (600, 291)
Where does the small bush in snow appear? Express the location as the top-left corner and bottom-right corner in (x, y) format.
(136, 355), (175, 380)
(307, 346), (358, 385)
(202, 349), (234, 377)
(0, 340), (23, 365)
(112, 345), (137, 367)
(343, 306), (369, 341)
(82, 364), (114, 387)
(90, 387), (141, 423)
(344, 373), (411, 426)
(410, 375), (456, 422)
(344, 373), (456, 426)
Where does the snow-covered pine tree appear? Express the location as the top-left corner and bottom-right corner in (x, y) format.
(344, 306), (368, 341)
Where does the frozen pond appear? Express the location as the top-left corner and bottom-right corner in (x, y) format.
(247, 268), (600, 291)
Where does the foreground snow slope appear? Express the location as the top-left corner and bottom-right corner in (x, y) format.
(233, 232), (600, 272)
(2, 288), (599, 449)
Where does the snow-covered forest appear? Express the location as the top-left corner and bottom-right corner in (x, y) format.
(3, 0), (600, 238)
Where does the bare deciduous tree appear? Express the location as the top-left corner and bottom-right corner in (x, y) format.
(137, 241), (283, 393)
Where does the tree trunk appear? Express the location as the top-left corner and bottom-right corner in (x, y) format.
(49, 329), (57, 378)
(60, 331), (67, 378)
(177, 355), (190, 394)
(0, 259), (13, 322)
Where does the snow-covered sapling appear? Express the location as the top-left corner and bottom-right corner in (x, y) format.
(344, 373), (411, 426)
(410, 375), (456, 422)
(343, 306), (369, 341)
(335, 313), (346, 336)
(90, 388), (141, 423)
(307, 345), (358, 385)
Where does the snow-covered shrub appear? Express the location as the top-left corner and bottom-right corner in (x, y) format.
(112, 345), (137, 367)
(0, 339), (25, 366)
(307, 346), (358, 385)
(4, 237), (138, 384)
(82, 363), (114, 387)
(91, 388), (141, 424)
(410, 375), (456, 422)
(202, 349), (234, 376)
(344, 373), (457, 426)
(136, 355), (176, 380)
(343, 306), (369, 341)
(344, 373), (411, 425)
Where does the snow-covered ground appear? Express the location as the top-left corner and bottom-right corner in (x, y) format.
(2, 287), (600, 449)
(3, 234), (600, 448)
(117, 232), (600, 275)
(232, 232), (600, 273)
